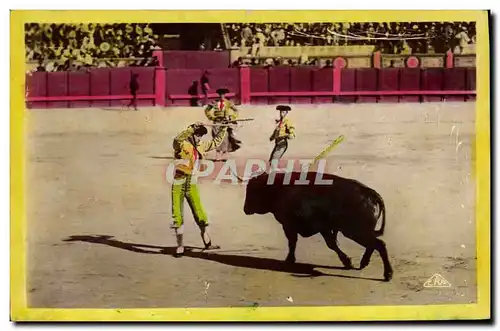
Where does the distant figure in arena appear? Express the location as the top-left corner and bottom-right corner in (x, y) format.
(269, 105), (296, 171)
(204, 88), (242, 161)
(188, 81), (200, 107)
(128, 73), (139, 111)
(200, 71), (210, 106)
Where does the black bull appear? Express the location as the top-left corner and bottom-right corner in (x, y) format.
(237, 171), (393, 282)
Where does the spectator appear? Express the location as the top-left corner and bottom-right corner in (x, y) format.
(299, 53), (308, 65)
(307, 58), (318, 66)
(255, 28), (266, 48)
(214, 42), (223, 51)
(241, 24), (253, 47)
(270, 28), (280, 46)
(276, 28), (286, 45)
(455, 26), (471, 54)
(251, 37), (260, 57)
(151, 56), (159, 67)
(231, 57), (243, 68)
(263, 58), (274, 67)
(325, 34), (333, 46)
(323, 59), (333, 68)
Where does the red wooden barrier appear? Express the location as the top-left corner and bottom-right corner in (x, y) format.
(207, 68), (240, 104)
(356, 68), (378, 103)
(338, 68), (356, 103)
(466, 67), (476, 102)
(68, 71), (90, 108)
(110, 68), (132, 107)
(164, 68), (240, 107)
(26, 67), (156, 109)
(90, 68), (111, 107)
(47, 72), (68, 108)
(312, 68), (334, 104)
(249, 90), (473, 96)
(26, 72), (47, 109)
(163, 51), (230, 69)
(290, 67), (314, 104)
(239, 67), (474, 104)
(249, 67), (269, 105)
(153, 50), (166, 107)
(26, 65), (476, 109)
(269, 67), (291, 105)
(378, 68), (399, 103)
(399, 68), (421, 103)
(443, 67), (467, 102)
(421, 68), (444, 103)
(132, 67), (155, 107)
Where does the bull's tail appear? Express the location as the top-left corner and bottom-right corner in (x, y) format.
(359, 185), (386, 237)
(372, 190), (386, 237)
(374, 194), (386, 237)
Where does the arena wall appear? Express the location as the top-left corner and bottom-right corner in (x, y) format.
(26, 67), (156, 109)
(25, 50), (476, 109)
(163, 51), (230, 69)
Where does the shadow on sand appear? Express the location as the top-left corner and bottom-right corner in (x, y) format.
(63, 235), (383, 281)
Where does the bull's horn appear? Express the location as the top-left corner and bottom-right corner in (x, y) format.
(229, 169), (245, 182)
(229, 168), (263, 183)
(250, 168), (266, 178)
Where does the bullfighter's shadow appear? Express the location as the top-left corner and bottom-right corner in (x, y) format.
(63, 235), (383, 281)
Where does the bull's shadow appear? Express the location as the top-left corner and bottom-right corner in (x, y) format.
(63, 235), (383, 281)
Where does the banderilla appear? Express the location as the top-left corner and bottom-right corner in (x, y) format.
(203, 118), (254, 126)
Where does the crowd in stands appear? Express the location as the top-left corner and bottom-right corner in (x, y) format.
(25, 23), (161, 72)
(230, 56), (334, 69)
(25, 22), (477, 72)
(225, 21), (476, 54)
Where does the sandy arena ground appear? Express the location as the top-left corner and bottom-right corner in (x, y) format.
(26, 102), (477, 308)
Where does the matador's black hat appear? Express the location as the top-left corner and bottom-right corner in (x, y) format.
(276, 105), (292, 112)
(193, 125), (208, 136)
(216, 88), (230, 95)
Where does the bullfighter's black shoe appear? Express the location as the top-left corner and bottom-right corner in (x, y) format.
(200, 226), (220, 250)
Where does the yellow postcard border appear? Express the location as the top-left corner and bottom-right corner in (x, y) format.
(10, 10), (490, 322)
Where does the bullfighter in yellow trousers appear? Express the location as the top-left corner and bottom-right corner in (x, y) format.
(204, 88), (242, 161)
(269, 105), (296, 171)
(171, 122), (228, 257)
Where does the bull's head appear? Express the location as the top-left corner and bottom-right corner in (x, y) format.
(230, 167), (274, 215)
